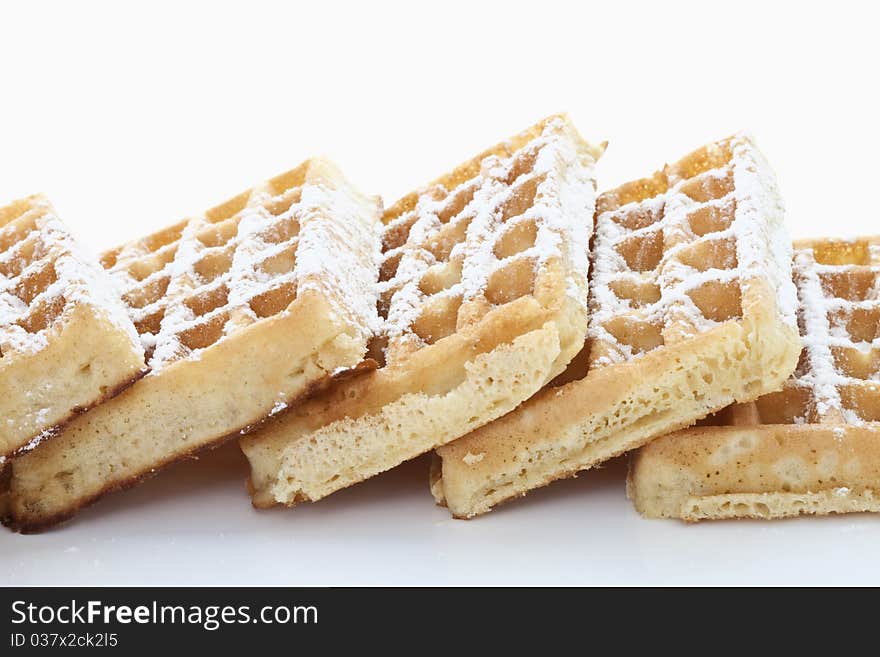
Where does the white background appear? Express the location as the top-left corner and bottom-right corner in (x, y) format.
(2, 0), (879, 585)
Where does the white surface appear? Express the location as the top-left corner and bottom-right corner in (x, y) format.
(5, 447), (879, 586)
(2, 0), (880, 586)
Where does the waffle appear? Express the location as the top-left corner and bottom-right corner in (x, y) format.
(431, 134), (802, 518)
(0, 195), (146, 461)
(629, 236), (880, 520)
(241, 115), (603, 508)
(3, 159), (382, 531)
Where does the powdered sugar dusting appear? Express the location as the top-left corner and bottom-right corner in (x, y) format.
(18, 422), (58, 453)
(107, 162), (381, 372)
(140, 217), (209, 367)
(269, 400), (288, 417)
(730, 135), (798, 326)
(786, 237), (880, 425)
(378, 116), (599, 360)
(296, 176), (383, 345)
(0, 196), (143, 359)
(792, 248), (844, 419)
(589, 134), (796, 367)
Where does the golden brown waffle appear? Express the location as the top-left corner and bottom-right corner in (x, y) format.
(0, 195), (146, 461)
(432, 134), (802, 518)
(3, 159), (382, 531)
(630, 236), (880, 520)
(242, 115), (603, 508)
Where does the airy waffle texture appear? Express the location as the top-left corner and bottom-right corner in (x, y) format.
(432, 134), (802, 518)
(242, 115), (603, 508)
(3, 159), (382, 531)
(0, 195), (146, 461)
(629, 236), (880, 520)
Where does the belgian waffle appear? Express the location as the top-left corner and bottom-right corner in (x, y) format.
(3, 159), (382, 531)
(242, 115), (603, 508)
(629, 236), (880, 520)
(0, 195), (145, 461)
(432, 134), (802, 518)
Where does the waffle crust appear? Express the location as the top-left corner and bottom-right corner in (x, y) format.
(4, 160), (382, 531)
(242, 115), (603, 508)
(629, 236), (880, 520)
(432, 135), (801, 518)
(0, 195), (146, 461)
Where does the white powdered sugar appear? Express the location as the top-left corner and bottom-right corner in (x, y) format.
(379, 117), (597, 356)
(110, 165), (381, 372)
(18, 422), (57, 453)
(145, 217), (217, 368)
(589, 134), (797, 367)
(789, 240), (880, 424)
(729, 135), (798, 326)
(0, 197), (143, 359)
(296, 181), (383, 344)
(792, 248), (846, 418)
(462, 451), (485, 465)
(269, 400), (288, 417)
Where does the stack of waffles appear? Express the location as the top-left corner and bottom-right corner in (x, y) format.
(431, 134), (802, 517)
(241, 115), (603, 508)
(3, 159), (383, 531)
(629, 237), (880, 520)
(4, 115), (878, 532)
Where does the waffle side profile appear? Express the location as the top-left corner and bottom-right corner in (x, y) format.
(3, 159), (382, 531)
(242, 115), (603, 508)
(629, 236), (880, 520)
(0, 195), (146, 461)
(432, 134), (802, 518)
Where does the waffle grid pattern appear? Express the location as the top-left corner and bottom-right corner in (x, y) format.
(628, 237), (880, 522)
(0, 196), (138, 359)
(744, 238), (880, 425)
(0, 202), (67, 355)
(103, 171), (309, 371)
(375, 117), (590, 366)
(590, 138), (751, 368)
(430, 134), (801, 519)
